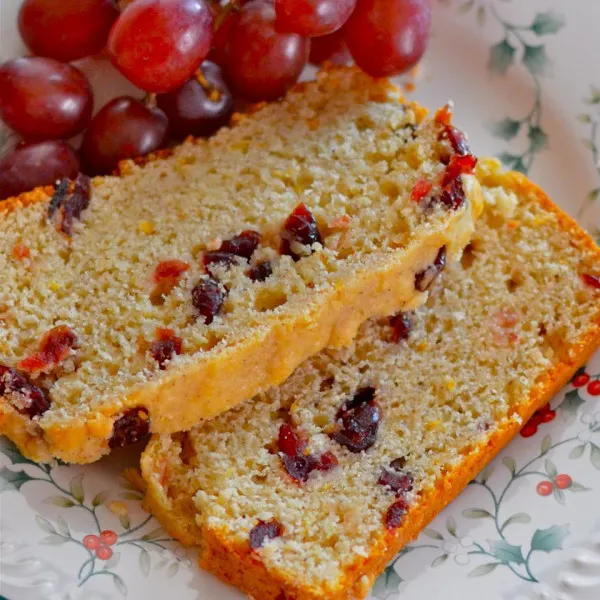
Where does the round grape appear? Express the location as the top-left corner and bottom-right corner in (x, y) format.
(81, 96), (168, 175)
(0, 141), (80, 200)
(0, 57), (93, 140)
(18, 0), (119, 62)
(221, 1), (309, 102)
(343, 0), (431, 77)
(309, 29), (351, 65)
(108, 0), (214, 93)
(275, 0), (356, 37)
(157, 61), (234, 139)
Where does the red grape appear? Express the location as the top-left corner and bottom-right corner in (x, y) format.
(343, 0), (431, 77)
(221, 1), (309, 102)
(0, 141), (80, 200)
(18, 0), (119, 62)
(108, 0), (214, 93)
(275, 0), (356, 37)
(309, 29), (351, 65)
(208, 9), (240, 67)
(0, 58), (93, 141)
(157, 61), (234, 139)
(81, 97), (168, 175)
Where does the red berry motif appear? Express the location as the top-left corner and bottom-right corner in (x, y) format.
(521, 403), (555, 437)
(536, 481), (553, 496)
(83, 534), (101, 550)
(587, 380), (600, 396)
(520, 422), (538, 438)
(100, 530), (118, 546)
(572, 372), (590, 388)
(95, 545), (113, 560)
(554, 474), (572, 490)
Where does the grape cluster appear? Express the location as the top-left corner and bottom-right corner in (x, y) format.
(0, 0), (431, 198)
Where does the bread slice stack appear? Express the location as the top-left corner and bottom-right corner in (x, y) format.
(0, 67), (482, 463)
(141, 158), (600, 600)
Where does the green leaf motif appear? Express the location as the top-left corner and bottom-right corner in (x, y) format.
(588, 188), (600, 202)
(530, 11), (565, 36)
(587, 86), (600, 105)
(569, 444), (586, 459)
(583, 139), (598, 153)
(458, 0), (474, 14)
(522, 45), (550, 76)
(113, 573), (127, 597)
(423, 528), (444, 541)
(120, 492), (144, 501)
(541, 435), (552, 456)
(446, 516), (457, 537)
(489, 40), (517, 76)
(139, 548), (151, 577)
(578, 114), (592, 124)
(372, 566), (403, 599)
(544, 458), (558, 478)
(431, 554), (449, 568)
(528, 126), (548, 151)
(462, 508), (493, 519)
(105, 552), (121, 570)
(501, 513), (531, 530)
(553, 487), (565, 505)
(468, 563), (499, 577)
(502, 456), (516, 475)
(43, 495), (75, 508)
(56, 516), (70, 537)
(530, 524), (569, 553)
(92, 491), (110, 507)
(558, 390), (584, 416)
(0, 467), (32, 492)
(142, 527), (165, 541)
(35, 515), (57, 535)
(497, 152), (521, 169)
(488, 539), (525, 564)
(119, 513), (131, 530)
(490, 118), (521, 141)
(569, 481), (590, 492)
(512, 158), (527, 174)
(40, 534), (68, 545)
(0, 441), (37, 467)
(478, 465), (494, 484)
(590, 443), (600, 470)
(476, 5), (486, 26)
(70, 473), (85, 504)
(167, 561), (180, 578)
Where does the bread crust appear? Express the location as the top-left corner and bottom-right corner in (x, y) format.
(140, 161), (600, 599)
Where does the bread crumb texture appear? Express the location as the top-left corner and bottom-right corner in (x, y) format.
(141, 158), (600, 600)
(0, 67), (482, 463)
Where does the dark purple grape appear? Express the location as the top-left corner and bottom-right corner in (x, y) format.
(343, 0), (431, 77)
(0, 141), (80, 200)
(18, 0), (119, 62)
(108, 0), (214, 93)
(81, 97), (168, 175)
(275, 0), (356, 37)
(221, 1), (310, 102)
(156, 61), (234, 139)
(0, 58), (93, 140)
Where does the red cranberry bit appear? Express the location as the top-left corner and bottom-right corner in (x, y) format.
(220, 230), (261, 259)
(109, 407), (150, 449)
(149, 328), (182, 369)
(18, 325), (78, 375)
(415, 247), (446, 292)
(281, 203), (323, 261)
(281, 454), (316, 483)
(0, 365), (50, 418)
(385, 498), (408, 530)
(249, 519), (283, 550)
(331, 386), (380, 453)
(247, 261), (273, 282)
(12, 242), (31, 261)
(314, 451), (339, 472)
(442, 154), (477, 187)
(48, 174), (91, 236)
(390, 313), (411, 343)
(191, 277), (226, 325)
(582, 274), (600, 290)
(203, 250), (236, 272)
(434, 105), (452, 126)
(378, 468), (414, 495)
(435, 177), (466, 211)
(411, 178), (432, 202)
(438, 125), (470, 156)
(278, 424), (305, 456)
(154, 259), (190, 283)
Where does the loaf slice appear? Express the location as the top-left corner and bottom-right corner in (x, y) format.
(141, 158), (600, 600)
(0, 67), (483, 464)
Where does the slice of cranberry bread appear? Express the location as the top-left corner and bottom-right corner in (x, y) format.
(141, 158), (600, 600)
(0, 67), (482, 464)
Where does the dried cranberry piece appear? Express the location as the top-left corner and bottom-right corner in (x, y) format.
(281, 454), (316, 483)
(385, 498), (408, 530)
(378, 469), (414, 495)
(442, 154), (477, 187)
(203, 250), (236, 273)
(415, 247), (446, 292)
(278, 424), (305, 456)
(18, 325), (78, 375)
(582, 274), (600, 290)
(154, 260), (190, 283)
(249, 519), (283, 550)
(220, 230), (261, 259)
(439, 125), (470, 156)
(247, 261), (273, 282)
(390, 313), (411, 343)
(0, 365), (50, 418)
(149, 328), (182, 369)
(281, 203), (322, 261)
(411, 178), (432, 202)
(48, 174), (91, 236)
(109, 407), (150, 449)
(191, 277), (226, 324)
(331, 387), (380, 453)
(435, 176), (465, 211)
(314, 451), (338, 472)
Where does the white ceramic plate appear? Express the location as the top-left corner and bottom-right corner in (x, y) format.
(1, 1), (600, 599)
